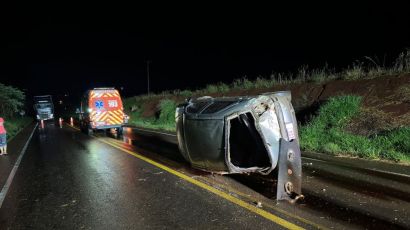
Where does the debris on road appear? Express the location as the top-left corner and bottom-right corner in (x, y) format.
(255, 201), (263, 208)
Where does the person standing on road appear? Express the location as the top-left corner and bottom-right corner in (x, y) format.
(0, 117), (7, 155)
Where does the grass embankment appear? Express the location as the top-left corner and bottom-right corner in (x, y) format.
(126, 49), (410, 103)
(124, 95), (410, 162)
(124, 99), (177, 132)
(123, 49), (410, 162)
(4, 116), (33, 140)
(300, 96), (410, 162)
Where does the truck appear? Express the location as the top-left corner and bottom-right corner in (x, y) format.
(33, 95), (54, 120)
(79, 88), (125, 134)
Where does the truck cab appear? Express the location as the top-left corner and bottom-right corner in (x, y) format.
(33, 95), (54, 120)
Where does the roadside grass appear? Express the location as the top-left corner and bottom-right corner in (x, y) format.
(343, 62), (366, 80)
(123, 49), (410, 162)
(125, 94), (410, 162)
(204, 82), (230, 94)
(126, 99), (177, 132)
(157, 99), (177, 128)
(300, 96), (410, 162)
(4, 116), (33, 140)
(128, 118), (176, 132)
(127, 49), (410, 103)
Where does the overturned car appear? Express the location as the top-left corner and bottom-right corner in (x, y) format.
(175, 91), (302, 201)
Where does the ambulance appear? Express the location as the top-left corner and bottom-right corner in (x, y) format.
(79, 88), (124, 134)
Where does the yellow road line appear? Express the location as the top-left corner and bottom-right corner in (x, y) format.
(69, 125), (80, 131)
(104, 137), (326, 230)
(195, 176), (326, 230)
(262, 203), (328, 230)
(66, 124), (306, 229)
(98, 138), (304, 230)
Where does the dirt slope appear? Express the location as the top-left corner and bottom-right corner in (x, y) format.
(126, 74), (410, 127)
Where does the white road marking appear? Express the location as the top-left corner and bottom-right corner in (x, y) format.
(0, 123), (38, 208)
(366, 168), (410, 179)
(301, 156), (327, 163)
(303, 156), (410, 178)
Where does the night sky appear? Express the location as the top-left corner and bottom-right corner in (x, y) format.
(1, 3), (409, 100)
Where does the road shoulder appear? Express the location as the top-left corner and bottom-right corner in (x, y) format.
(0, 122), (37, 191)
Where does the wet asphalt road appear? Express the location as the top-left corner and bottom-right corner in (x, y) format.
(0, 123), (291, 230)
(127, 127), (410, 229)
(1, 123), (410, 229)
